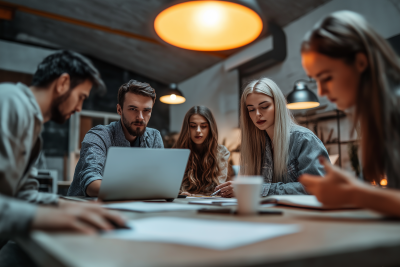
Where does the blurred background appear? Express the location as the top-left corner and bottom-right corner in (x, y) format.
(0, 0), (399, 192)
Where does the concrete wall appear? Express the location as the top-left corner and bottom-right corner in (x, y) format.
(246, 0), (400, 97)
(171, 0), (400, 145)
(0, 40), (54, 74)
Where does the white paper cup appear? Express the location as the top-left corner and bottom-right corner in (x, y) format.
(233, 176), (263, 215)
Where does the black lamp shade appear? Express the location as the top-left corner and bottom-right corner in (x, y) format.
(286, 82), (320, 110)
(160, 83), (186, 104)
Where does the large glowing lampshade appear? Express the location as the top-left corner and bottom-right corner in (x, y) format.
(154, 1), (263, 51)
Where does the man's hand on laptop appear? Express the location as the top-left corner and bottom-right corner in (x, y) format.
(31, 201), (126, 234)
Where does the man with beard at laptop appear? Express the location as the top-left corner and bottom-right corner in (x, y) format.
(68, 80), (164, 197)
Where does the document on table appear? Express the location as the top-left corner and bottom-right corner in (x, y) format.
(186, 196), (223, 199)
(260, 195), (358, 210)
(103, 202), (205, 212)
(103, 217), (300, 250)
(189, 199), (238, 206)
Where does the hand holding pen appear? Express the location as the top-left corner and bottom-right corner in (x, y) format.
(210, 189), (221, 196)
(212, 181), (235, 198)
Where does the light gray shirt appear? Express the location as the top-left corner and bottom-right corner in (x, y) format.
(261, 124), (329, 196)
(0, 83), (58, 243)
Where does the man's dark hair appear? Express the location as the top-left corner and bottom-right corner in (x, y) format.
(31, 50), (106, 92)
(118, 79), (156, 108)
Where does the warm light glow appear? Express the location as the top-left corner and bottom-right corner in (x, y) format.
(287, 102), (320, 110)
(154, 1), (263, 51)
(380, 178), (388, 186)
(160, 95), (186, 104)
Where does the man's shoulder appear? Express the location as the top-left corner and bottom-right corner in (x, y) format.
(0, 83), (29, 103)
(0, 83), (32, 122)
(83, 122), (116, 143)
(143, 127), (163, 148)
(89, 123), (114, 133)
(145, 127), (162, 137)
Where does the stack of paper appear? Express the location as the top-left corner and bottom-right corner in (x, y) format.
(103, 217), (300, 250)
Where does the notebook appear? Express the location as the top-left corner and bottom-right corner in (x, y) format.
(260, 195), (358, 210)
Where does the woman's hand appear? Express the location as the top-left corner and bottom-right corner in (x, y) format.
(299, 157), (365, 207)
(214, 181), (234, 198)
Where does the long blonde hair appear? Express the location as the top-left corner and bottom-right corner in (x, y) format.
(173, 106), (221, 194)
(301, 11), (400, 184)
(240, 78), (294, 182)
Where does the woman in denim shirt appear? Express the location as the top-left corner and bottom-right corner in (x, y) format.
(216, 78), (329, 197)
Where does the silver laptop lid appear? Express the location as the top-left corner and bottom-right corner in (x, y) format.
(98, 147), (190, 201)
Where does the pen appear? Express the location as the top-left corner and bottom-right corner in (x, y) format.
(210, 189), (221, 196)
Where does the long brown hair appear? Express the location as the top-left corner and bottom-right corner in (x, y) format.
(173, 106), (221, 194)
(301, 11), (400, 184)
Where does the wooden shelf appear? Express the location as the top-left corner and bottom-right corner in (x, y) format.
(324, 140), (359, 146)
(294, 109), (346, 124)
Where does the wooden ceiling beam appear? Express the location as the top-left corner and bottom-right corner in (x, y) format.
(0, 1), (159, 44)
(0, 4), (14, 20)
(0, 1), (227, 59)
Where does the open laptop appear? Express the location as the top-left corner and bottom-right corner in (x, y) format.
(98, 147), (190, 201)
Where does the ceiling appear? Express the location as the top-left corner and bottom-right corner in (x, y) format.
(0, 0), (330, 84)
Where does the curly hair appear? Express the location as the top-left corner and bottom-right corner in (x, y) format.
(173, 106), (221, 194)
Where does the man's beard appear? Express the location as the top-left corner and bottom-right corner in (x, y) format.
(122, 112), (147, 137)
(50, 90), (72, 124)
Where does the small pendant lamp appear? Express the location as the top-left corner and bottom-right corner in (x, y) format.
(286, 80), (320, 110)
(160, 83), (186, 104)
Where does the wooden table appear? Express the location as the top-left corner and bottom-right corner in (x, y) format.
(17, 199), (400, 267)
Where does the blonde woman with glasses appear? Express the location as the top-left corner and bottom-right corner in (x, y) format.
(215, 78), (329, 197)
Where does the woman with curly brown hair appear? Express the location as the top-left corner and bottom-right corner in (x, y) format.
(174, 106), (230, 196)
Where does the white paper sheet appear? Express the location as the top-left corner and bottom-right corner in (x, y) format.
(189, 199), (238, 206)
(186, 196), (222, 199)
(103, 217), (300, 250)
(189, 200), (237, 206)
(103, 202), (204, 212)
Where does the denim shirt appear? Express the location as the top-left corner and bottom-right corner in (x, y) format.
(68, 120), (164, 196)
(261, 124), (329, 196)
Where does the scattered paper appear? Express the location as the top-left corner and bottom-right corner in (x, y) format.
(189, 199), (238, 206)
(103, 202), (204, 213)
(262, 195), (324, 209)
(189, 200), (237, 206)
(103, 217), (300, 250)
(186, 196), (222, 199)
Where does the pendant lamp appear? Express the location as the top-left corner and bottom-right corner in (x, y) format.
(154, 1), (263, 51)
(286, 80), (320, 110)
(160, 83), (186, 104)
